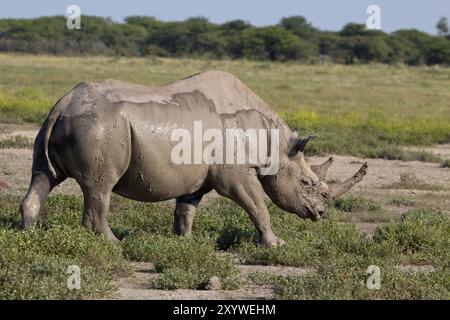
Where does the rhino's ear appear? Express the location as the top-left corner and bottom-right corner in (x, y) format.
(288, 135), (315, 157)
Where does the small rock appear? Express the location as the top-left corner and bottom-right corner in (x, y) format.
(204, 276), (221, 290)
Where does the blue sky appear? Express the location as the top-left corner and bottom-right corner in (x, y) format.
(0, 0), (447, 34)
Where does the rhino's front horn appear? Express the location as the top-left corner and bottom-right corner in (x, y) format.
(329, 162), (368, 199)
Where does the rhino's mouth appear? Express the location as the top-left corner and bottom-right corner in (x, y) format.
(305, 205), (321, 221)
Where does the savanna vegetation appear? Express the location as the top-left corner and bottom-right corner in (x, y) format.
(0, 193), (448, 299)
(0, 16), (450, 65)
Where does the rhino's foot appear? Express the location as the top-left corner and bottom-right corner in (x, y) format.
(258, 233), (285, 249)
(90, 226), (120, 242)
(21, 215), (38, 230)
(174, 203), (196, 237)
(104, 229), (120, 242)
(82, 216), (120, 242)
(94, 224), (120, 242)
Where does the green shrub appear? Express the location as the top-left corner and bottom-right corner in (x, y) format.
(441, 159), (450, 168)
(373, 209), (449, 267)
(333, 195), (382, 212)
(0, 226), (128, 299)
(122, 234), (240, 290)
(272, 263), (449, 300)
(1, 191), (448, 299)
(0, 193), (128, 299)
(0, 92), (51, 123)
(246, 208), (450, 300)
(235, 208), (370, 267)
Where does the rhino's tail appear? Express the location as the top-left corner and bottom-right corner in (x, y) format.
(21, 90), (76, 230)
(33, 91), (73, 178)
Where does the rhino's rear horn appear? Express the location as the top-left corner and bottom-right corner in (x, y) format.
(311, 156), (334, 180)
(289, 135), (315, 157)
(329, 162), (368, 199)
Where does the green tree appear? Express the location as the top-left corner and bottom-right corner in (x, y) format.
(425, 37), (450, 64)
(148, 22), (190, 55)
(317, 32), (339, 56)
(336, 36), (392, 63)
(340, 23), (367, 37)
(220, 20), (253, 58)
(125, 16), (164, 31)
(436, 17), (449, 36)
(279, 16), (317, 39)
(386, 34), (423, 65)
(101, 23), (147, 56)
(0, 15), (449, 65)
(392, 29), (435, 65)
(242, 26), (316, 61)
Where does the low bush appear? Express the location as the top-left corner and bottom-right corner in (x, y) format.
(332, 195), (382, 212)
(122, 234), (240, 290)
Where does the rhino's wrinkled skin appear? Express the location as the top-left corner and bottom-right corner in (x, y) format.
(20, 71), (367, 248)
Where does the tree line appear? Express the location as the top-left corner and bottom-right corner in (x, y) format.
(0, 15), (449, 65)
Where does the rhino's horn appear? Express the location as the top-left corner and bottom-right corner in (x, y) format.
(311, 156), (334, 180)
(329, 162), (368, 199)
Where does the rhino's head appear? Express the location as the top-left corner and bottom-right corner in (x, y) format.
(261, 130), (367, 221)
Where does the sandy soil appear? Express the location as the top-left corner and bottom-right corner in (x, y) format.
(1, 124), (449, 300)
(408, 144), (450, 161)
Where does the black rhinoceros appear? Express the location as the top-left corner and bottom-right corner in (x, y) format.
(20, 71), (367, 248)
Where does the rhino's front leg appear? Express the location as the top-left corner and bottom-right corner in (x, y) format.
(208, 167), (284, 248)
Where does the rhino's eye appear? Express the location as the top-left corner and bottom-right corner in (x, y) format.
(300, 178), (313, 186)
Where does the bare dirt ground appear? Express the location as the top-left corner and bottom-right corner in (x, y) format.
(108, 261), (287, 300)
(0, 125), (82, 195)
(1, 124), (449, 300)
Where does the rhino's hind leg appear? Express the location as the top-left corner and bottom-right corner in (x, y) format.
(208, 168), (284, 248)
(81, 186), (118, 242)
(55, 114), (131, 242)
(20, 171), (65, 229)
(174, 189), (209, 236)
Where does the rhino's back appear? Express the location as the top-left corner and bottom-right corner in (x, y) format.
(89, 70), (280, 121)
